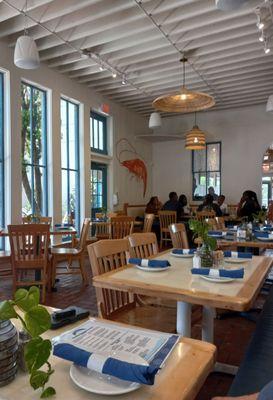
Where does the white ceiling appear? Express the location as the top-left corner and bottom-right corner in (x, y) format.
(1, 0), (273, 117)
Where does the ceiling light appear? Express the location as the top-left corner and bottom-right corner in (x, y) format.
(259, 32), (265, 42)
(266, 95), (273, 112)
(112, 71), (117, 78)
(185, 113), (206, 150)
(256, 13), (264, 30)
(264, 42), (270, 54)
(149, 112), (162, 129)
(121, 75), (126, 85)
(99, 65), (105, 71)
(152, 57), (215, 113)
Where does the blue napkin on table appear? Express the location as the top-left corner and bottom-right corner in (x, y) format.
(129, 258), (170, 268)
(254, 232), (273, 239)
(191, 268), (244, 279)
(53, 343), (158, 385)
(172, 249), (195, 255)
(208, 230), (223, 236)
(224, 251), (252, 259)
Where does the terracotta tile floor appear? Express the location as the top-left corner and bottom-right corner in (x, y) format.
(0, 257), (264, 400)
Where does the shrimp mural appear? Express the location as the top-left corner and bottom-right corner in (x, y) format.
(116, 138), (147, 197)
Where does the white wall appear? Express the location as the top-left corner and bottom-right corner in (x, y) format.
(0, 39), (151, 225)
(152, 104), (273, 205)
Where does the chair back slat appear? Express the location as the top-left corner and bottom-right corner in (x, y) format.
(88, 239), (134, 318)
(78, 218), (91, 250)
(143, 213), (155, 233)
(196, 211), (216, 221)
(94, 222), (110, 239)
(128, 233), (158, 258)
(158, 211), (176, 229)
(169, 223), (189, 249)
(110, 216), (135, 239)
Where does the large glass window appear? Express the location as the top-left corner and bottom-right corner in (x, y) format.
(0, 73), (4, 250)
(90, 111), (107, 154)
(61, 98), (80, 231)
(192, 142), (221, 200)
(91, 162), (107, 217)
(21, 82), (48, 217)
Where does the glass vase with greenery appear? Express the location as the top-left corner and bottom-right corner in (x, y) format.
(189, 219), (217, 268)
(0, 287), (55, 398)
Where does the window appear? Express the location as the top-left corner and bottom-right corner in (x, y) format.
(90, 111), (107, 154)
(61, 98), (80, 231)
(91, 162), (107, 217)
(0, 73), (4, 250)
(192, 142), (221, 200)
(21, 82), (48, 217)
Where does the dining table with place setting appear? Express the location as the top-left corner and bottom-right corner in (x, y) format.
(2, 307), (216, 400)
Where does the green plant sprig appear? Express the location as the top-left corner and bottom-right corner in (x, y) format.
(0, 286), (56, 398)
(189, 219), (217, 251)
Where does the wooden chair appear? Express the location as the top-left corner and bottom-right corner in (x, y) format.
(158, 211), (176, 248)
(227, 204), (238, 217)
(51, 218), (90, 286)
(87, 239), (176, 332)
(8, 224), (50, 303)
(196, 211), (216, 221)
(143, 213), (155, 233)
(94, 222), (110, 240)
(127, 232), (158, 258)
(110, 216), (134, 239)
(169, 223), (189, 249)
(107, 212), (117, 218)
(95, 213), (105, 219)
(22, 216), (52, 225)
(208, 217), (225, 230)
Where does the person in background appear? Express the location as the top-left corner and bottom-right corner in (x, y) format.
(208, 186), (218, 201)
(237, 190), (261, 221)
(145, 196), (162, 214)
(217, 195), (228, 215)
(212, 378), (273, 399)
(163, 192), (182, 215)
(178, 194), (190, 215)
(198, 194), (222, 216)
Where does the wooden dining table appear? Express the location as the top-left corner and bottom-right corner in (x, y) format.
(2, 308), (216, 400)
(217, 232), (273, 250)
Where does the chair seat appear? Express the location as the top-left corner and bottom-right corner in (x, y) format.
(51, 247), (81, 256)
(111, 304), (176, 333)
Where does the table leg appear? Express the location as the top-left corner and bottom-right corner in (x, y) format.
(202, 306), (215, 343)
(176, 301), (192, 336)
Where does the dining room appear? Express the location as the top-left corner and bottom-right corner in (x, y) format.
(1, 1), (273, 399)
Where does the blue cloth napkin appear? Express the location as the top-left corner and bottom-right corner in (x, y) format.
(128, 258), (170, 268)
(53, 343), (158, 385)
(224, 251), (252, 259)
(191, 268), (244, 279)
(172, 249), (195, 255)
(208, 230), (223, 236)
(254, 232), (273, 239)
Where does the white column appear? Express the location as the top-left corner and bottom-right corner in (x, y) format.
(202, 306), (215, 343)
(176, 301), (192, 336)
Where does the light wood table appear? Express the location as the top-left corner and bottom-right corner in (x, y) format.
(3, 312), (216, 400)
(0, 227), (77, 237)
(93, 251), (272, 343)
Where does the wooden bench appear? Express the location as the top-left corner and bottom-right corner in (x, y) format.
(123, 203), (146, 218)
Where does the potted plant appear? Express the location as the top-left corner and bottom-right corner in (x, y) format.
(0, 286), (56, 398)
(189, 219), (217, 268)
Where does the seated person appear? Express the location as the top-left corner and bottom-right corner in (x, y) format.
(197, 194), (222, 216)
(212, 378), (273, 399)
(178, 194), (191, 215)
(163, 191), (182, 215)
(217, 194), (228, 215)
(208, 186), (219, 201)
(145, 196), (162, 214)
(237, 190), (261, 221)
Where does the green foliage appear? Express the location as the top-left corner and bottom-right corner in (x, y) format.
(0, 287), (55, 398)
(252, 209), (267, 224)
(189, 219), (217, 251)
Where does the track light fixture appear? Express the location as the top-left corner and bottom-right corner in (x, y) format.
(264, 41), (270, 54)
(121, 75), (126, 85)
(112, 71), (117, 78)
(259, 30), (265, 42)
(256, 11), (264, 30)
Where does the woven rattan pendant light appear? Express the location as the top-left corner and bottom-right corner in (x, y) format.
(185, 113), (206, 150)
(153, 57), (215, 113)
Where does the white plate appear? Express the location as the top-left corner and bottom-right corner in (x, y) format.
(70, 353), (148, 395)
(224, 258), (250, 264)
(135, 264), (171, 272)
(200, 275), (235, 283)
(256, 237), (273, 242)
(170, 252), (194, 258)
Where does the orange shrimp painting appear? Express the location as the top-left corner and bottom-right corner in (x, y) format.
(116, 138), (147, 197)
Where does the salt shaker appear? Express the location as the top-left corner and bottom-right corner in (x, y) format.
(193, 249), (201, 268)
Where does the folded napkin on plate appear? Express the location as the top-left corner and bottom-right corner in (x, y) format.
(128, 258), (170, 268)
(254, 232), (273, 239)
(208, 230), (223, 236)
(224, 251), (252, 259)
(172, 248), (195, 255)
(53, 342), (158, 385)
(191, 268), (244, 279)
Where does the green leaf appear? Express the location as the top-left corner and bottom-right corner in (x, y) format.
(15, 287), (40, 312)
(25, 338), (52, 371)
(25, 305), (51, 336)
(0, 300), (18, 320)
(30, 370), (49, 390)
(41, 387), (56, 398)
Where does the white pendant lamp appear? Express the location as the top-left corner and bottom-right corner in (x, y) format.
(149, 112), (162, 128)
(14, 35), (40, 69)
(266, 95), (273, 113)
(216, 0), (249, 11)
(14, 0), (40, 70)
